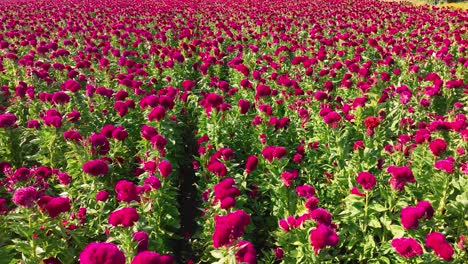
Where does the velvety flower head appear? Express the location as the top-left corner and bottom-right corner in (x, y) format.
(0, 113), (18, 128)
(213, 178), (240, 209)
(108, 207), (139, 227)
(0, 198), (8, 215)
(95, 190), (109, 202)
(434, 159), (454, 173)
(141, 125), (158, 140)
(356, 172), (376, 190)
(38, 196), (71, 218)
(238, 99), (251, 114)
(416, 200), (434, 220)
(83, 160), (109, 176)
(429, 138), (447, 156)
(63, 130), (83, 142)
(131, 251), (174, 264)
(364, 116), (380, 136)
(12, 186), (38, 208)
(391, 238), (423, 258)
(387, 166), (415, 191)
(144, 176), (161, 190)
(207, 161), (227, 177)
(115, 180), (138, 203)
(309, 224), (339, 254)
(400, 206), (424, 229)
(281, 169), (299, 187)
(295, 185), (316, 199)
(274, 247), (284, 260)
(79, 242), (125, 264)
(62, 80), (81, 93)
(89, 133), (110, 155)
(213, 210), (250, 248)
(426, 232), (454, 261)
(310, 208), (333, 226)
(132, 231), (149, 253)
(157, 160), (172, 178)
(235, 240), (257, 264)
(262, 146), (287, 162)
(245, 155), (258, 174)
(323, 111), (342, 127)
(151, 134), (167, 151)
(148, 106), (166, 121)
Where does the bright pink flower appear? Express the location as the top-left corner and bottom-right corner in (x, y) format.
(245, 155), (258, 174)
(79, 242), (125, 264)
(426, 232), (454, 261)
(309, 224), (339, 254)
(429, 138), (447, 156)
(12, 187), (37, 208)
(391, 238), (423, 258)
(115, 180), (138, 203)
(235, 240), (256, 264)
(83, 160), (109, 176)
(387, 166), (415, 191)
(356, 172), (376, 190)
(108, 207), (139, 227)
(158, 160), (172, 178)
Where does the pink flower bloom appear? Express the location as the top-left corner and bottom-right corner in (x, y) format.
(426, 232), (454, 261)
(387, 166), (415, 191)
(356, 172), (376, 190)
(391, 238), (423, 258)
(79, 242), (125, 264)
(83, 160), (109, 176)
(429, 138), (447, 156)
(38, 196), (71, 218)
(131, 251), (174, 264)
(309, 224), (339, 254)
(434, 159), (454, 173)
(235, 240), (256, 264)
(132, 231), (149, 253)
(108, 207), (139, 227)
(115, 180), (138, 203)
(12, 187), (37, 208)
(245, 155), (258, 174)
(158, 160), (172, 178)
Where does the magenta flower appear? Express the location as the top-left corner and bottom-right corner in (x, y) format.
(356, 172), (376, 190)
(79, 242), (125, 264)
(387, 166), (415, 191)
(391, 238), (423, 258)
(429, 138), (447, 156)
(115, 180), (138, 203)
(38, 196), (71, 218)
(108, 207), (139, 227)
(426, 232), (454, 261)
(245, 155), (258, 174)
(309, 224), (339, 254)
(12, 187), (38, 208)
(235, 240), (256, 264)
(83, 160), (109, 176)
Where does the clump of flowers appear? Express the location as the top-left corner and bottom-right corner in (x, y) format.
(426, 232), (454, 261)
(387, 166), (415, 191)
(212, 210), (250, 248)
(213, 178), (240, 209)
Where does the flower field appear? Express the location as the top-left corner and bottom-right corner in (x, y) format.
(0, 0), (467, 263)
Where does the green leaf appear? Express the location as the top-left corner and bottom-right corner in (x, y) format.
(389, 225), (405, 237)
(370, 204), (387, 212)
